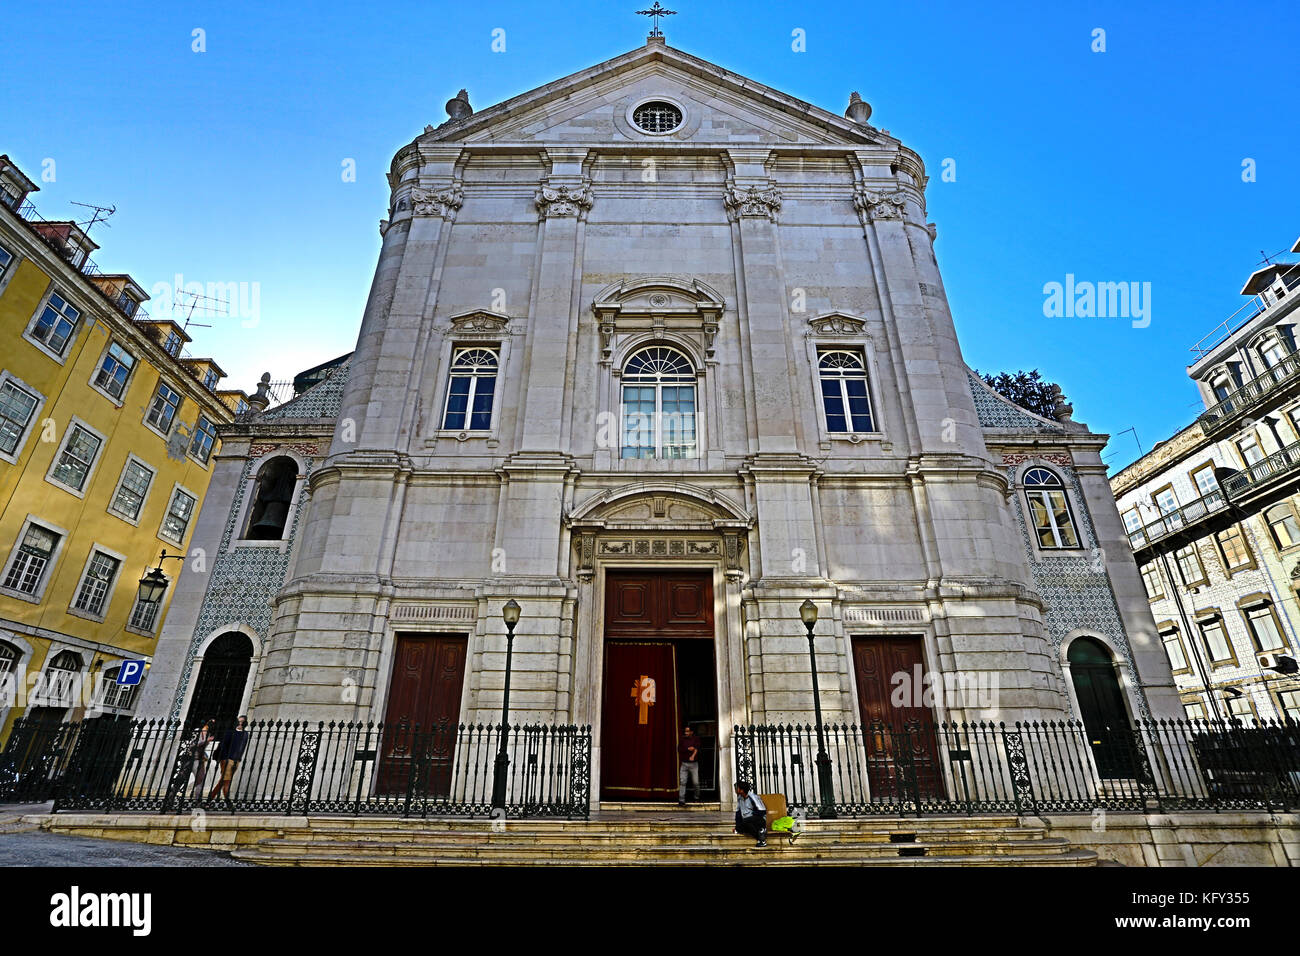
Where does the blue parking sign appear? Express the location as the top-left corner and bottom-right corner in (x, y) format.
(117, 660), (145, 685)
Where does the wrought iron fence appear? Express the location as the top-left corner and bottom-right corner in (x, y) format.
(734, 719), (1300, 817)
(0, 718), (591, 819)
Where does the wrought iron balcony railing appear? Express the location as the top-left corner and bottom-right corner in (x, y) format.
(1197, 349), (1300, 437)
(1222, 440), (1300, 499)
(1126, 489), (1227, 551)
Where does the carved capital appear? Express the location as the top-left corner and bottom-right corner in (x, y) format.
(411, 184), (464, 221)
(852, 185), (907, 224)
(723, 185), (782, 223)
(534, 183), (594, 220)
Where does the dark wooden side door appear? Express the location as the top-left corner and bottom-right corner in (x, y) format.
(378, 634), (467, 796)
(602, 571), (712, 800)
(851, 635), (944, 800)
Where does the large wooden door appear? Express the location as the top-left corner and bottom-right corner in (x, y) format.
(851, 635), (943, 800)
(378, 634), (467, 796)
(601, 642), (679, 799)
(601, 571), (713, 800)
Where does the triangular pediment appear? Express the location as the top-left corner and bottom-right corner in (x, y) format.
(421, 42), (889, 148)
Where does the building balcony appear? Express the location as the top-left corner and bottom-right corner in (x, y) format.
(1222, 440), (1300, 501)
(1128, 489), (1230, 559)
(1196, 348), (1300, 438)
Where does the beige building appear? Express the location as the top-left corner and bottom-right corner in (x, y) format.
(1111, 239), (1300, 724)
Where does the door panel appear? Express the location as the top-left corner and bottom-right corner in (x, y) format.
(605, 570), (712, 637)
(377, 634), (466, 796)
(600, 641), (679, 800)
(851, 635), (943, 801)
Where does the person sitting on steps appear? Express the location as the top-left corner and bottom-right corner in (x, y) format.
(733, 780), (767, 848)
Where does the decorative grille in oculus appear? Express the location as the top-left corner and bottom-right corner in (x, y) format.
(633, 101), (683, 133)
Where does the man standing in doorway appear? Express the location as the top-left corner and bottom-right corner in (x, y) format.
(678, 724), (701, 806)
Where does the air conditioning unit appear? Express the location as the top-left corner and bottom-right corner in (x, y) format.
(1258, 652), (1282, 669)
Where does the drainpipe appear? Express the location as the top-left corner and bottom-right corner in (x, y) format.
(1156, 547), (1224, 721)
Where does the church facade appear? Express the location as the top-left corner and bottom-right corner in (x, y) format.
(149, 38), (1181, 800)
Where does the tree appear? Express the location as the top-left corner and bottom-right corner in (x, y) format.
(977, 369), (1064, 420)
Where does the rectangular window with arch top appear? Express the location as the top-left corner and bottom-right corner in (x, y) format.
(619, 346), (697, 459)
(442, 346), (498, 431)
(817, 349), (874, 433)
(1023, 467), (1079, 549)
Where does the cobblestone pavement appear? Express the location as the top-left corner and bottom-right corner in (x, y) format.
(0, 830), (251, 866)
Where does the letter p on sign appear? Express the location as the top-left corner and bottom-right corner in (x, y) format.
(117, 660), (146, 685)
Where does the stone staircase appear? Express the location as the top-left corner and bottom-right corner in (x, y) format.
(229, 813), (1099, 866)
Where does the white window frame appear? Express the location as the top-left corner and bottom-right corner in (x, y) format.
(44, 416), (107, 498)
(158, 482), (198, 547)
(126, 592), (162, 636)
(0, 370), (47, 465)
(816, 348), (877, 436)
(1022, 466), (1083, 552)
(107, 453), (157, 526)
(144, 379), (182, 438)
(0, 241), (18, 298)
(803, 334), (885, 449)
(0, 515), (69, 604)
(68, 544), (126, 623)
(618, 345), (700, 460)
(187, 414), (218, 466)
(96, 663), (140, 714)
(439, 346), (501, 434)
(24, 286), (84, 362)
(89, 340), (138, 405)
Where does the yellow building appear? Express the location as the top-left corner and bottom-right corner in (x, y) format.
(0, 155), (237, 742)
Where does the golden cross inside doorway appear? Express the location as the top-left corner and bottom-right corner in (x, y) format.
(630, 675), (656, 724)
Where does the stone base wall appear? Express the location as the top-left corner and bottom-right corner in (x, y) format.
(1040, 813), (1300, 867)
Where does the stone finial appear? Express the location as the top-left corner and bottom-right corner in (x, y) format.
(1049, 384), (1075, 424)
(247, 372), (272, 412)
(445, 89), (473, 121)
(845, 91), (872, 126)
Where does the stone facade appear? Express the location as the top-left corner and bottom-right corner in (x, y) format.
(149, 39), (1181, 796)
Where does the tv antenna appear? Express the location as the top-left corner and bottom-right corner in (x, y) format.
(173, 290), (228, 334)
(69, 201), (116, 237)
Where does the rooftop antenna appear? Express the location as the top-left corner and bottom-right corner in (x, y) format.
(173, 289), (228, 335)
(69, 200), (116, 237)
(1114, 426), (1143, 457)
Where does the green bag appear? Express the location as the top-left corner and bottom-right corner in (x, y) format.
(770, 815), (796, 832)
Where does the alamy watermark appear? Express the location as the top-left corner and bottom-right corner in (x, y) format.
(1043, 274), (1151, 328)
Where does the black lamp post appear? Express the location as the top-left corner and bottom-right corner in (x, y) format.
(800, 599), (837, 819)
(137, 550), (184, 606)
(491, 599), (521, 814)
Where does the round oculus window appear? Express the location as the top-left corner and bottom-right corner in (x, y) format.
(633, 101), (683, 133)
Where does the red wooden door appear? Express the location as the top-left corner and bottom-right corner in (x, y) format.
(600, 570), (712, 799)
(851, 635), (943, 800)
(601, 642), (679, 800)
(378, 634), (466, 796)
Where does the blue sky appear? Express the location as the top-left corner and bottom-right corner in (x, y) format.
(4, 0), (1296, 471)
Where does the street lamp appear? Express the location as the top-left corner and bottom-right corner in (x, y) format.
(137, 550), (184, 606)
(491, 599), (521, 814)
(799, 599), (837, 819)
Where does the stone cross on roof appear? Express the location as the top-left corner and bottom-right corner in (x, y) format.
(636, 2), (676, 40)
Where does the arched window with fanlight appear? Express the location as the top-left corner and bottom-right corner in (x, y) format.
(620, 346), (697, 459)
(817, 350), (874, 433)
(1024, 467), (1080, 549)
(442, 347), (499, 430)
